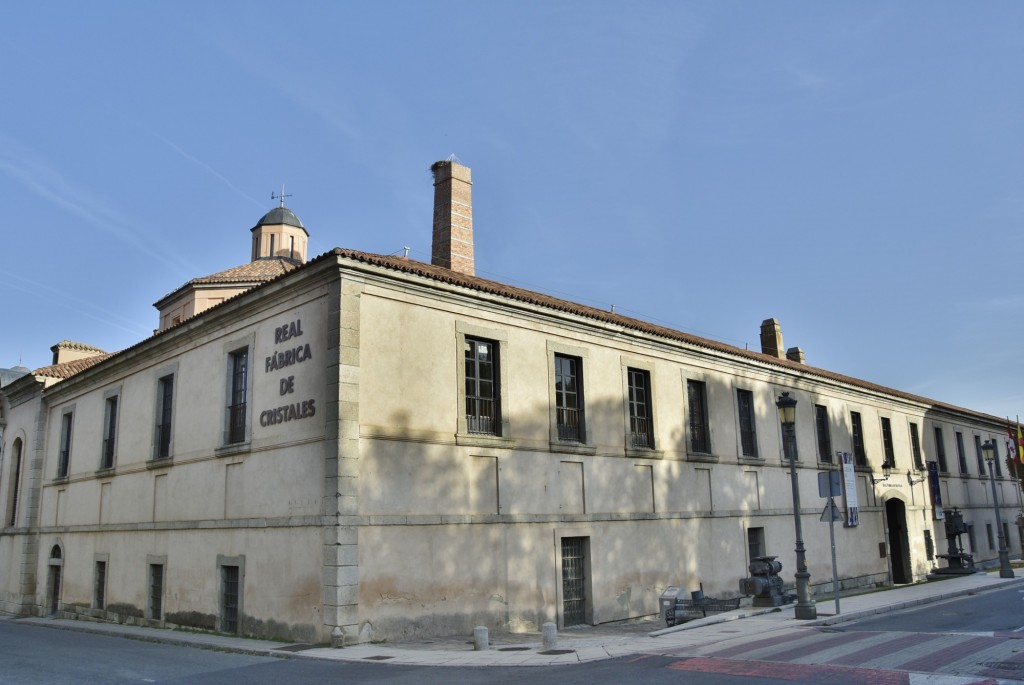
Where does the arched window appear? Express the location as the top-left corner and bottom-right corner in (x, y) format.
(6, 438), (23, 527)
(50, 545), (62, 560)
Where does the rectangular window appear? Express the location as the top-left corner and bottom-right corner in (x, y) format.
(747, 526), (766, 561)
(58, 412), (73, 478)
(934, 426), (948, 472)
(955, 431), (968, 475)
(101, 396), (118, 470)
(227, 348), (248, 444)
(910, 423), (924, 471)
(851, 412), (867, 466)
(465, 338), (499, 435)
(815, 405), (832, 463)
(221, 565), (240, 634)
(554, 354), (584, 443)
(149, 564), (164, 620)
(156, 375), (174, 458)
(687, 380), (711, 454)
(967, 524), (977, 553)
(994, 442), (1003, 477)
(975, 435), (986, 476)
(987, 523), (995, 550)
(1003, 523), (1011, 550)
(880, 417), (895, 467)
(627, 368), (653, 449)
(736, 389), (757, 458)
(94, 561), (107, 610)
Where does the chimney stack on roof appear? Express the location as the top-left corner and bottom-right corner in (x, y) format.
(430, 160), (474, 275)
(759, 318), (785, 359)
(786, 347), (805, 364)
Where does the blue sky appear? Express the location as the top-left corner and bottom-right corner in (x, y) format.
(1, 2), (1022, 419)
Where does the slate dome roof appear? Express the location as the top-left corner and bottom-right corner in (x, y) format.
(252, 206), (306, 232)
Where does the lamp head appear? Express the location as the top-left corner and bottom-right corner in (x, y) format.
(775, 391), (797, 427)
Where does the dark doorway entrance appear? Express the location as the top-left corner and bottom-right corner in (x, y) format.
(886, 498), (912, 584)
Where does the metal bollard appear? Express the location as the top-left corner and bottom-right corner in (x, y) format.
(542, 622), (558, 649)
(473, 625), (489, 651)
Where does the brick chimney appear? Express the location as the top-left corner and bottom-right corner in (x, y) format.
(430, 160), (474, 275)
(760, 318), (785, 359)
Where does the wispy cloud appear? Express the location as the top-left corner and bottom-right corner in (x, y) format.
(0, 271), (151, 340)
(156, 137), (266, 210)
(0, 136), (192, 273)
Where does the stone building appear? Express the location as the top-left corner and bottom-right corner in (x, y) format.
(0, 160), (1019, 644)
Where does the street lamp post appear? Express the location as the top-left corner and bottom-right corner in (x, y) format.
(982, 439), (1015, 579)
(776, 391), (817, 619)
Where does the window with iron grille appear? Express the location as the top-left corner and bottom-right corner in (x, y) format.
(221, 565), (240, 633)
(554, 354), (584, 443)
(850, 412), (867, 466)
(993, 442), (1003, 477)
(955, 431), (968, 475)
(627, 368), (653, 449)
(880, 417), (895, 468)
(987, 523), (995, 550)
(687, 380), (710, 454)
(933, 426), (948, 472)
(101, 396), (118, 470)
(909, 423), (924, 471)
(149, 564), (164, 620)
(561, 537), (587, 627)
(1003, 523), (1011, 551)
(227, 348), (248, 444)
(974, 435), (986, 476)
(815, 405), (833, 463)
(7, 438), (23, 527)
(156, 375), (174, 459)
(747, 527), (766, 561)
(94, 561), (107, 610)
(736, 389), (757, 458)
(57, 411), (73, 478)
(465, 338), (499, 435)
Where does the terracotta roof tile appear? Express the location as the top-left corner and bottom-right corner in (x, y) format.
(32, 353), (113, 380)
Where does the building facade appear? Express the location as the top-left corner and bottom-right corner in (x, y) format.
(0, 160), (1020, 644)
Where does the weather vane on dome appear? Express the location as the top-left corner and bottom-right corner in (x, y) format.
(271, 185), (292, 208)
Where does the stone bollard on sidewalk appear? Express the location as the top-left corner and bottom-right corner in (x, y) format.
(542, 622), (558, 649)
(473, 625), (489, 651)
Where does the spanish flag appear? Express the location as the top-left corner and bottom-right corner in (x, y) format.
(1018, 418), (1024, 465)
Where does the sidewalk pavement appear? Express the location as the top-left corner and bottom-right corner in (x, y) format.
(11, 569), (1023, 668)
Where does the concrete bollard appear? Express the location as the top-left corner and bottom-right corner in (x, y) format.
(473, 625), (489, 651)
(542, 622), (558, 649)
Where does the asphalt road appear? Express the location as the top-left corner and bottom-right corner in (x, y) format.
(6, 587), (1024, 685)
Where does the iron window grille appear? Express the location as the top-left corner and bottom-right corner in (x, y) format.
(933, 426), (948, 473)
(94, 561), (107, 610)
(974, 435), (986, 476)
(910, 423), (924, 471)
(880, 417), (895, 468)
(687, 380), (711, 454)
(627, 368), (653, 449)
(7, 439), (23, 527)
(227, 349), (248, 444)
(851, 412), (867, 466)
(156, 375), (174, 458)
(464, 338), (499, 435)
(955, 432), (968, 474)
(561, 537), (587, 627)
(221, 565), (240, 633)
(149, 564), (164, 620)
(737, 389), (757, 458)
(815, 405), (832, 463)
(101, 397), (118, 470)
(554, 354), (584, 443)
(58, 412), (73, 477)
